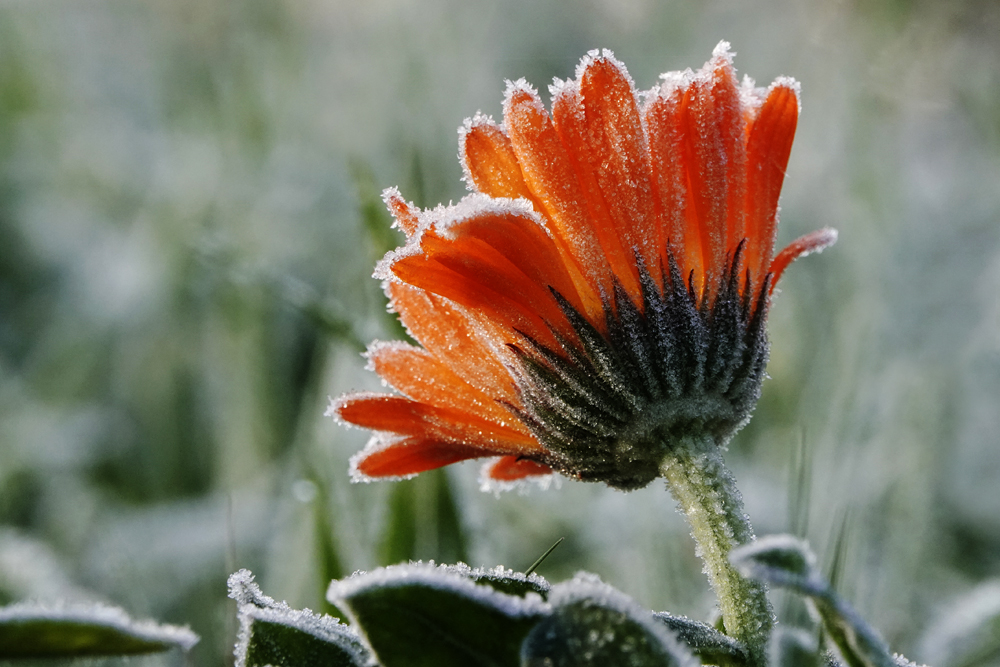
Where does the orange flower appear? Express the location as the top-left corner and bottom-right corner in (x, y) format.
(331, 42), (836, 491)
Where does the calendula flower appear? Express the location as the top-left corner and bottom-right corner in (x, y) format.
(331, 42), (835, 492)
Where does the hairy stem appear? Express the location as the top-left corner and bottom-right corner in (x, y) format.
(660, 435), (773, 665)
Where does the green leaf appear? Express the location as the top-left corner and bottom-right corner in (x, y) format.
(654, 611), (748, 666)
(328, 562), (547, 667)
(0, 602), (198, 659)
(464, 565), (550, 600)
(731, 536), (899, 667)
(521, 574), (697, 667)
(229, 569), (369, 667)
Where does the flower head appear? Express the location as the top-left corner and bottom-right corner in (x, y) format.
(331, 42), (836, 491)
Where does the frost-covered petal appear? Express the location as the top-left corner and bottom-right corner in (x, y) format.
(745, 79), (800, 285)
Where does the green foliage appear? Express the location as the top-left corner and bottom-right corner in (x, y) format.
(522, 577), (697, 667)
(731, 536), (903, 667)
(328, 563), (545, 667)
(654, 612), (749, 666)
(0, 603), (197, 659)
(229, 570), (369, 667)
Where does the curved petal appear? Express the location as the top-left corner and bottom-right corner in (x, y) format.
(768, 227), (838, 292)
(383, 187), (421, 238)
(393, 244), (566, 351)
(353, 436), (488, 478)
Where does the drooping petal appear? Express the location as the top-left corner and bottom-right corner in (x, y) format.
(353, 436), (487, 478)
(336, 393), (542, 452)
(768, 227), (838, 291)
(484, 456), (553, 482)
(745, 79), (800, 288)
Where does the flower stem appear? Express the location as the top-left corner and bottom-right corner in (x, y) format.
(660, 435), (773, 665)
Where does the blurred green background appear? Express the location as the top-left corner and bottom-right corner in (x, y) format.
(1, 0), (999, 665)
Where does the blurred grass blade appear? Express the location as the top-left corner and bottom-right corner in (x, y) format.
(768, 627), (821, 667)
(919, 578), (1000, 667)
(0, 602), (198, 659)
(328, 562), (546, 667)
(731, 535), (899, 667)
(522, 575), (697, 667)
(228, 569), (369, 667)
(789, 430), (812, 538)
(524, 537), (564, 577)
(378, 469), (468, 566)
(654, 611), (749, 666)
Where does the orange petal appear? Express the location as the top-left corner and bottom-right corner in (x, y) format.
(551, 77), (643, 300)
(368, 341), (527, 429)
(446, 208), (595, 318)
(392, 246), (565, 351)
(504, 83), (615, 303)
(678, 48), (746, 298)
(337, 394), (541, 452)
(577, 53), (660, 285)
(746, 80), (799, 288)
(461, 118), (538, 204)
(484, 456), (553, 482)
(389, 282), (518, 404)
(768, 227), (838, 292)
(383, 187), (420, 238)
(645, 76), (701, 283)
(354, 436), (486, 478)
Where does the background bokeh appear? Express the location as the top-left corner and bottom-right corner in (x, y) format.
(1, 0), (999, 665)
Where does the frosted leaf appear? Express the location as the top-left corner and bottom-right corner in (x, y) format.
(729, 534), (821, 593)
(653, 611), (748, 665)
(228, 569), (369, 667)
(522, 573), (699, 667)
(0, 601), (198, 659)
(731, 535), (905, 667)
(327, 561), (547, 666)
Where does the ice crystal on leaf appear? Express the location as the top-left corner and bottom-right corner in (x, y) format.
(331, 41), (836, 491)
